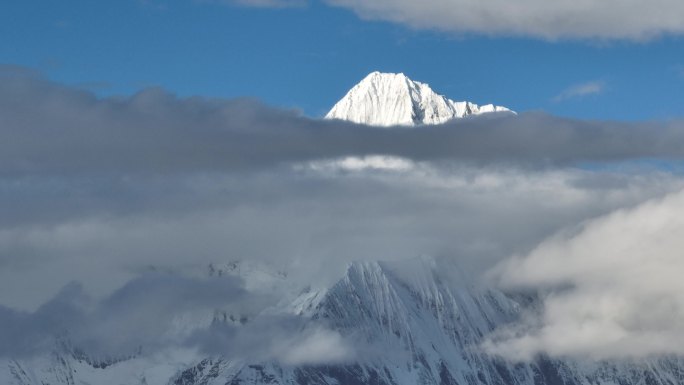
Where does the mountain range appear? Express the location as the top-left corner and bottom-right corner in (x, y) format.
(4, 257), (684, 385)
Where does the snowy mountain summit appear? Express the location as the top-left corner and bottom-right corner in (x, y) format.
(325, 71), (512, 126)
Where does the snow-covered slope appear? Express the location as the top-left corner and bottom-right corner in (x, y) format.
(174, 258), (684, 385)
(5, 257), (684, 385)
(325, 72), (512, 127)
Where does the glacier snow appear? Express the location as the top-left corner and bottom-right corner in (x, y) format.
(325, 72), (512, 127)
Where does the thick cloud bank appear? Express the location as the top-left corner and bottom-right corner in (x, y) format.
(485, 190), (684, 360)
(4, 65), (684, 178)
(325, 0), (684, 40)
(4, 65), (684, 362)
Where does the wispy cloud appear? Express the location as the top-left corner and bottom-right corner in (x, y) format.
(553, 80), (606, 102)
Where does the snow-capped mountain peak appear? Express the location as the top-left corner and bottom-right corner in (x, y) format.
(325, 71), (512, 127)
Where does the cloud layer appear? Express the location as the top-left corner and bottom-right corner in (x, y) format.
(4, 66), (684, 179)
(325, 0), (684, 40)
(4, 66), (684, 362)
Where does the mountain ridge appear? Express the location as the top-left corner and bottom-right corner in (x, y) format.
(325, 72), (512, 127)
(6, 257), (684, 385)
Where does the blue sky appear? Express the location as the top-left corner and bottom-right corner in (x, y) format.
(2, 0), (684, 120)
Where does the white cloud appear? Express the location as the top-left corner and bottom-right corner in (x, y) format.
(553, 81), (606, 102)
(306, 155), (415, 172)
(325, 0), (684, 40)
(272, 328), (352, 365)
(485, 189), (684, 360)
(1, 167), (680, 312)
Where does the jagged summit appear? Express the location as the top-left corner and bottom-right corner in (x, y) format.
(325, 71), (512, 127)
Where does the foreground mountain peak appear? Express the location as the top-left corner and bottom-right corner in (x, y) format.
(325, 71), (512, 127)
